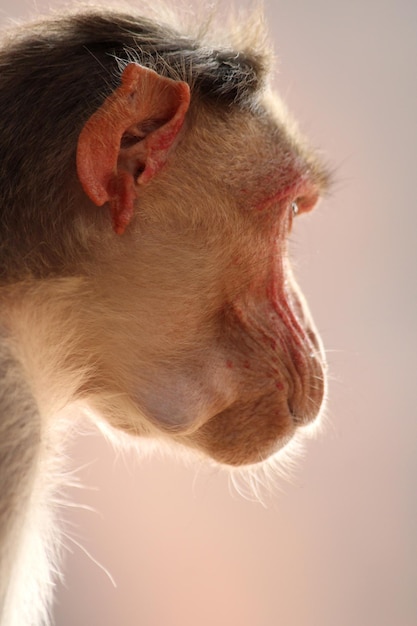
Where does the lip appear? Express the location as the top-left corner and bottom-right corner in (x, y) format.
(286, 349), (326, 427)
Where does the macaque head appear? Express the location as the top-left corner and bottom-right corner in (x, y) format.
(0, 10), (329, 467)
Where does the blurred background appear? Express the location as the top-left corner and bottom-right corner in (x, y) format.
(1, 1), (416, 625)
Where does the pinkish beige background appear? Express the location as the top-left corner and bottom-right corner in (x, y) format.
(1, 1), (416, 625)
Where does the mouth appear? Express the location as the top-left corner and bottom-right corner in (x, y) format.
(199, 292), (326, 466)
(286, 344), (327, 427)
(190, 362), (326, 467)
(192, 399), (295, 466)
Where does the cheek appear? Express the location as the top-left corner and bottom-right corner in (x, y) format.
(124, 347), (239, 434)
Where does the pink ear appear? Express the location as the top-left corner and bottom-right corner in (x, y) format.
(76, 64), (190, 234)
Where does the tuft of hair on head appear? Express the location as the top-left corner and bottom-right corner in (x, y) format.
(169, 0), (273, 101)
(71, 0), (273, 103)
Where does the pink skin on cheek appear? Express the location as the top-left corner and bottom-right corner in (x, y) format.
(268, 337), (276, 350)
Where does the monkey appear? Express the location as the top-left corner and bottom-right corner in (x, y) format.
(0, 6), (330, 625)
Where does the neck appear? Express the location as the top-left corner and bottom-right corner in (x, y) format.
(0, 332), (64, 626)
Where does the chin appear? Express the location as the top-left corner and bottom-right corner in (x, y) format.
(187, 369), (327, 467)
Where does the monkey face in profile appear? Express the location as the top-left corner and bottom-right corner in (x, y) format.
(0, 10), (329, 468)
(0, 10), (331, 623)
(74, 61), (328, 467)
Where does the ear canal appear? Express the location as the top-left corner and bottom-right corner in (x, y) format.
(76, 63), (190, 234)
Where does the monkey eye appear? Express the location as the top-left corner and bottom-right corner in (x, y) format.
(286, 201), (299, 234)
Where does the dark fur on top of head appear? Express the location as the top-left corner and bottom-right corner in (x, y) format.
(0, 8), (268, 281)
